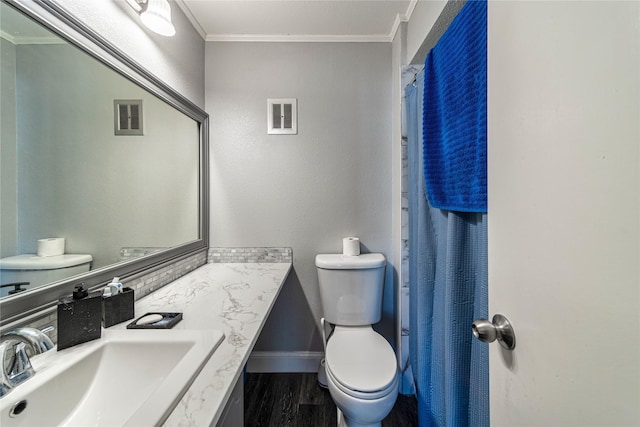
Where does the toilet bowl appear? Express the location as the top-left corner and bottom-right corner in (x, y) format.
(316, 253), (398, 427)
(324, 325), (398, 427)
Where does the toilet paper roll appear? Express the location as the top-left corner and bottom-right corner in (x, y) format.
(37, 238), (65, 257)
(343, 237), (360, 256)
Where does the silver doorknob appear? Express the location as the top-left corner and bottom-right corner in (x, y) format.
(472, 314), (516, 350)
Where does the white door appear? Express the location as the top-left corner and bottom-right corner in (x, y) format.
(488, 2), (639, 426)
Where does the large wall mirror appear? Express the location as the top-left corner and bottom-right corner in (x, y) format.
(0, 0), (209, 325)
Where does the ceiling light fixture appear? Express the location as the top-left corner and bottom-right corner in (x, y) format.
(125, 0), (176, 37)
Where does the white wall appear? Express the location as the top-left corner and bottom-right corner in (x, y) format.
(56, 0), (205, 108)
(206, 42), (394, 351)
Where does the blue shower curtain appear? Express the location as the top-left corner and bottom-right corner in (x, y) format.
(406, 71), (489, 427)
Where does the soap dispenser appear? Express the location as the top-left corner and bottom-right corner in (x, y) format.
(57, 284), (102, 350)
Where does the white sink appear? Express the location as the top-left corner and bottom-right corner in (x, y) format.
(0, 328), (224, 426)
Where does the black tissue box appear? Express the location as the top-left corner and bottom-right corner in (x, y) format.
(57, 291), (102, 351)
(102, 287), (135, 328)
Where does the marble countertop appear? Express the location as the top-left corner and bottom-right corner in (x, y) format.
(112, 262), (291, 426)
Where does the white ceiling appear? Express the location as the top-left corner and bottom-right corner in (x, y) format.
(176, 0), (417, 42)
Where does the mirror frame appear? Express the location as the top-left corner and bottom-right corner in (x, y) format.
(0, 0), (209, 326)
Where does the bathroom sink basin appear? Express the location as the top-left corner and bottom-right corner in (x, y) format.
(0, 328), (224, 426)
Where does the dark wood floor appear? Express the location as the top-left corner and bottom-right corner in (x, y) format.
(244, 373), (417, 427)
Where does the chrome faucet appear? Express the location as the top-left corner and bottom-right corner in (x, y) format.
(0, 327), (54, 397)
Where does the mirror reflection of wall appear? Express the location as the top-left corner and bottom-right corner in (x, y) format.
(0, 3), (200, 298)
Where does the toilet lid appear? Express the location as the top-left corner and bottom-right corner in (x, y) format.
(325, 328), (397, 393)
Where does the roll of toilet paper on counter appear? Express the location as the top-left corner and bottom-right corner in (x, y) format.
(343, 237), (360, 256)
(37, 238), (65, 257)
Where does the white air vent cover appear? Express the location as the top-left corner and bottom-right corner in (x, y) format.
(267, 98), (297, 135)
(114, 99), (143, 135)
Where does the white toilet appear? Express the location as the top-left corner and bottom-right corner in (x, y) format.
(316, 253), (398, 427)
(0, 254), (93, 297)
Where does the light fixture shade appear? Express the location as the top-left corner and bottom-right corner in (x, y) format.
(140, 0), (176, 37)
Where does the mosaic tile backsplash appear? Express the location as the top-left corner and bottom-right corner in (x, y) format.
(208, 247), (292, 263)
(128, 250), (207, 298)
(120, 247), (167, 261)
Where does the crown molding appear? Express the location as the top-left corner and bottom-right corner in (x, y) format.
(173, 0), (206, 40)
(206, 33), (392, 43)
(178, 0), (419, 44)
(389, 13), (405, 41)
(389, 0), (418, 41)
(405, 0), (419, 21)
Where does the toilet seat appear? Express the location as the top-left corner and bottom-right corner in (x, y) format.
(326, 362), (398, 401)
(325, 326), (397, 397)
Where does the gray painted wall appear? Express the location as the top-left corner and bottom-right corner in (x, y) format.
(206, 42), (395, 351)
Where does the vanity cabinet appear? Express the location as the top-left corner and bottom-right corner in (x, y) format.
(215, 373), (244, 427)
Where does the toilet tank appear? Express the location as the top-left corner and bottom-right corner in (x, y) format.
(0, 254), (93, 297)
(315, 253), (386, 326)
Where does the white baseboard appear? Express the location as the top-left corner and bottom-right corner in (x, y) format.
(246, 351), (324, 373)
